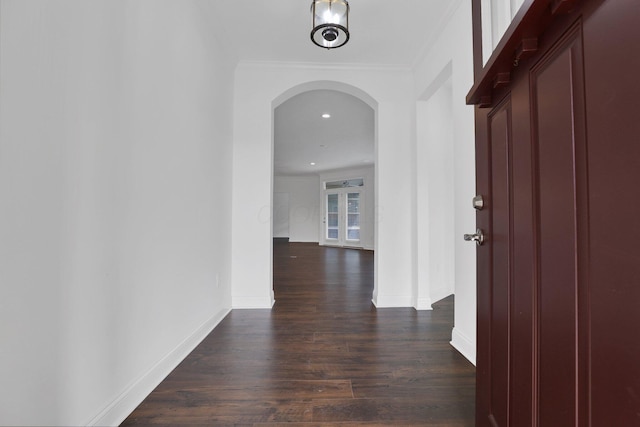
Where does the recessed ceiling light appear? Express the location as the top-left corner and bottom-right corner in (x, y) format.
(322, 113), (331, 119)
(310, 162), (316, 166)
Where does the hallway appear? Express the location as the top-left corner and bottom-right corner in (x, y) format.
(122, 242), (475, 426)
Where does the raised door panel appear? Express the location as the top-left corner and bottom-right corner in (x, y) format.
(488, 98), (513, 427)
(530, 24), (587, 427)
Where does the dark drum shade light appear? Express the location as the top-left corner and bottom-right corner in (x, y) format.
(311, 0), (350, 49)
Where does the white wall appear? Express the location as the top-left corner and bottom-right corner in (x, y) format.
(273, 192), (291, 238)
(231, 66), (415, 309)
(413, 0), (477, 364)
(0, 1), (235, 425)
(416, 77), (456, 309)
(273, 175), (320, 242)
(272, 167), (374, 247)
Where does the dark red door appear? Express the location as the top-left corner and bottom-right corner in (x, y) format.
(470, 0), (640, 425)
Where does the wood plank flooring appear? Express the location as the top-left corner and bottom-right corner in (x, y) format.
(121, 242), (475, 426)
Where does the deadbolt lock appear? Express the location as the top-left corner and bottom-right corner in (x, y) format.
(472, 195), (484, 210)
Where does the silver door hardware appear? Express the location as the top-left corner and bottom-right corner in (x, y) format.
(472, 195), (484, 210)
(464, 228), (485, 246)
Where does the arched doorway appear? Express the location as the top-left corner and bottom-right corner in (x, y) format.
(230, 64), (417, 312)
(271, 82), (378, 304)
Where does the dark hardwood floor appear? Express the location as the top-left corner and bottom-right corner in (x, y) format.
(121, 242), (475, 426)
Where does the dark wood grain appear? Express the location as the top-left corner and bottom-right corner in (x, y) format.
(121, 242), (475, 426)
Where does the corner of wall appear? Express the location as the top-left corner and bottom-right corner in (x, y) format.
(87, 308), (231, 426)
(232, 295), (275, 309)
(373, 293), (415, 308)
(414, 297), (434, 311)
(450, 326), (476, 366)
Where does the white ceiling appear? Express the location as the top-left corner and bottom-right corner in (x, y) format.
(209, 0), (453, 66)
(208, 1), (455, 176)
(274, 90), (374, 175)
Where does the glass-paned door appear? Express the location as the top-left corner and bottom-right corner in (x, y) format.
(346, 192), (360, 241)
(326, 193), (339, 240)
(324, 189), (363, 247)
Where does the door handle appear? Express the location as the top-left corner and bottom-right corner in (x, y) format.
(464, 228), (485, 246)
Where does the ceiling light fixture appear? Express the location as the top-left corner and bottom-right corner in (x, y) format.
(322, 113), (331, 118)
(311, 0), (350, 49)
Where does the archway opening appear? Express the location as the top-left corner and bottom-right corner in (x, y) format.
(271, 81), (378, 305)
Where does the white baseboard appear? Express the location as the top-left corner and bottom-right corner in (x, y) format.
(414, 297), (433, 310)
(87, 308), (231, 427)
(232, 295), (275, 309)
(450, 327), (476, 366)
(372, 294), (413, 308)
